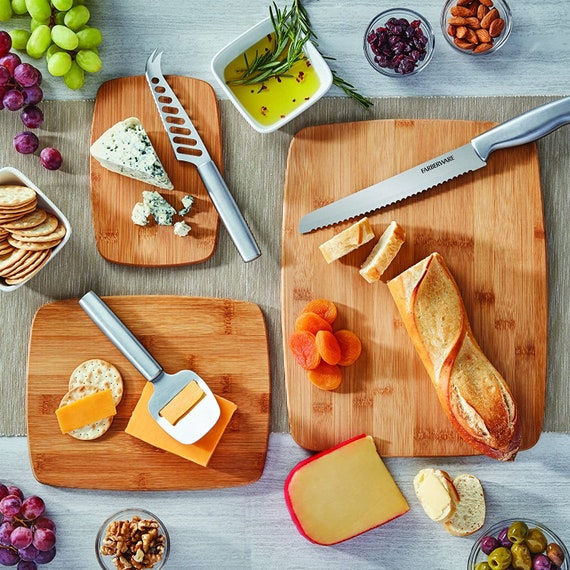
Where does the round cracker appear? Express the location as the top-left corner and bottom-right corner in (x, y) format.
(69, 359), (123, 405)
(0, 248), (28, 272)
(10, 222), (66, 243)
(1, 209), (47, 230)
(8, 236), (62, 250)
(4, 250), (50, 282)
(1, 250), (43, 278)
(11, 214), (58, 237)
(58, 385), (113, 441)
(0, 185), (36, 208)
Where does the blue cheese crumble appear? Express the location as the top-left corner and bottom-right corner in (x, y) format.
(142, 191), (176, 225)
(131, 201), (151, 226)
(178, 195), (195, 216)
(90, 117), (174, 190)
(173, 221), (191, 237)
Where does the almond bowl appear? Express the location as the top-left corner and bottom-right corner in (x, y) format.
(211, 17), (333, 134)
(0, 167), (71, 293)
(441, 0), (512, 56)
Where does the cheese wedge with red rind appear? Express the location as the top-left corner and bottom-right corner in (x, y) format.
(284, 434), (409, 545)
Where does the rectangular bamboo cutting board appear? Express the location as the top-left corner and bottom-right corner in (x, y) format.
(27, 296), (270, 490)
(90, 76), (220, 266)
(281, 119), (547, 457)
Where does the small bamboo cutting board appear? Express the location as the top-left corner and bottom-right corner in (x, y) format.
(281, 119), (547, 456)
(90, 76), (220, 266)
(27, 296), (270, 490)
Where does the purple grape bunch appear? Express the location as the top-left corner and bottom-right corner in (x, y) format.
(0, 482), (57, 568)
(367, 16), (429, 75)
(0, 30), (62, 170)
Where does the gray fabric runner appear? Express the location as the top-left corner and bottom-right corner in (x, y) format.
(1, 96), (568, 436)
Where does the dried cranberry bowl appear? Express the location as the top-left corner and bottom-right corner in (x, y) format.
(441, 0), (512, 56)
(467, 518), (569, 570)
(363, 8), (435, 76)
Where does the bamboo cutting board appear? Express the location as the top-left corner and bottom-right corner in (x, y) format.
(27, 296), (270, 490)
(281, 119), (547, 456)
(90, 76), (220, 266)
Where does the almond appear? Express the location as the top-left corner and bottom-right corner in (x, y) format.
(489, 17), (505, 37)
(477, 4), (489, 19)
(479, 0), (494, 6)
(480, 7), (499, 29)
(476, 28), (492, 43)
(464, 16), (481, 29)
(451, 6), (473, 17)
(454, 37), (476, 50)
(455, 25), (468, 39)
(473, 42), (493, 53)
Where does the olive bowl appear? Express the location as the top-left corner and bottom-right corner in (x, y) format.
(95, 508), (170, 570)
(467, 518), (569, 570)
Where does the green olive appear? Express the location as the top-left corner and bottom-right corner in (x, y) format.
(475, 563), (492, 570)
(511, 542), (532, 570)
(546, 542), (565, 566)
(525, 527), (547, 554)
(508, 521), (529, 544)
(487, 546), (512, 570)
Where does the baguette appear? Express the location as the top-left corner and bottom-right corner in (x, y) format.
(444, 474), (486, 537)
(359, 221), (405, 283)
(387, 252), (521, 461)
(413, 468), (459, 523)
(318, 218), (375, 263)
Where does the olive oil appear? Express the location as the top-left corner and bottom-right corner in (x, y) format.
(224, 34), (321, 127)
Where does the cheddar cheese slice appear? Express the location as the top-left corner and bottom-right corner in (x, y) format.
(56, 388), (116, 434)
(125, 383), (236, 467)
(159, 380), (205, 425)
(284, 434), (409, 545)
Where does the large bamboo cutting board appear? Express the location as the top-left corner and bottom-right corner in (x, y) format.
(27, 296), (270, 490)
(281, 119), (547, 456)
(90, 76), (220, 266)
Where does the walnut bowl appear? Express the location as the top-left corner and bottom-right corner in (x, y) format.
(95, 509), (170, 570)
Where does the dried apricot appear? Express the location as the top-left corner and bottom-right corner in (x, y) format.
(302, 299), (338, 325)
(288, 331), (321, 370)
(315, 330), (341, 365)
(334, 330), (362, 366)
(307, 361), (342, 391)
(294, 311), (333, 335)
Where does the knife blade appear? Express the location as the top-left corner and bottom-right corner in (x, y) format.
(145, 50), (261, 262)
(299, 96), (570, 234)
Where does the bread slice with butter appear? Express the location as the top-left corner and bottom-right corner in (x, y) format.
(359, 220), (405, 283)
(444, 474), (486, 537)
(318, 217), (375, 264)
(413, 468), (459, 523)
(90, 117), (173, 190)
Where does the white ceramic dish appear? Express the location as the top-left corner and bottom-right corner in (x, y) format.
(211, 17), (333, 134)
(0, 167), (71, 292)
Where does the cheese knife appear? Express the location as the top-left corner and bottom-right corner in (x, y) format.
(145, 50), (261, 262)
(299, 96), (570, 234)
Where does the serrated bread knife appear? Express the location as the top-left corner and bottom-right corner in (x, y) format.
(145, 50), (261, 262)
(299, 96), (570, 233)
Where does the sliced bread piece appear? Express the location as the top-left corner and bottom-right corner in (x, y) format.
(413, 468), (459, 523)
(90, 117), (173, 190)
(318, 217), (375, 264)
(359, 220), (405, 283)
(444, 474), (486, 537)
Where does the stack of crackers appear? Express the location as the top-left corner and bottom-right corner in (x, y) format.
(0, 184), (67, 286)
(58, 358), (124, 440)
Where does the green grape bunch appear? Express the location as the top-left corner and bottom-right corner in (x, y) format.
(0, 0), (103, 90)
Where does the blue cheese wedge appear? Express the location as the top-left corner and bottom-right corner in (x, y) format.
(90, 117), (174, 190)
(173, 221), (191, 237)
(142, 191), (176, 225)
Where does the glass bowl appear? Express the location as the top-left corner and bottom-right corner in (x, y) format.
(363, 8), (435, 77)
(467, 518), (569, 570)
(96, 509), (170, 570)
(441, 0), (512, 56)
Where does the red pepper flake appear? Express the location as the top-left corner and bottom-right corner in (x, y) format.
(280, 114), (286, 118)
(306, 60), (312, 68)
(292, 98), (297, 103)
(260, 106), (268, 116)
(304, 97), (310, 101)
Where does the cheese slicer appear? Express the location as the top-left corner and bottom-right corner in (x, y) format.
(79, 291), (220, 444)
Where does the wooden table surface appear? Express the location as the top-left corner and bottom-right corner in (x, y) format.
(0, 2), (569, 568)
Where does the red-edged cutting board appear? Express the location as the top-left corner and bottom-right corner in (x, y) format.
(27, 296), (270, 490)
(281, 119), (547, 456)
(90, 76), (220, 266)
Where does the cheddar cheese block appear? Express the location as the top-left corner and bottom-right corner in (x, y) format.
(159, 380), (205, 425)
(56, 388), (116, 434)
(125, 383), (237, 467)
(284, 434), (409, 545)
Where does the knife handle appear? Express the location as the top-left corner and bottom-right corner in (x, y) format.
(472, 96), (570, 161)
(197, 160), (261, 263)
(79, 291), (163, 382)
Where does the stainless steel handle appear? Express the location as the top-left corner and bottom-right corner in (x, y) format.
(472, 96), (570, 161)
(79, 291), (162, 382)
(198, 160), (261, 263)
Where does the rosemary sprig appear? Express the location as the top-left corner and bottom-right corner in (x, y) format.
(228, 0), (372, 109)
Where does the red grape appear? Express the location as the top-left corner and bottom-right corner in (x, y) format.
(0, 520), (16, 545)
(17, 544), (39, 562)
(10, 526), (33, 550)
(0, 484), (8, 501)
(34, 546), (55, 564)
(6, 487), (23, 500)
(39, 148), (63, 171)
(20, 496), (45, 521)
(31, 528), (55, 552)
(20, 105), (44, 129)
(0, 546), (19, 565)
(14, 63), (40, 88)
(0, 65), (10, 86)
(0, 495), (22, 517)
(32, 518), (55, 533)
(0, 31), (11, 57)
(13, 132), (39, 155)
(0, 53), (21, 74)
(21, 85), (43, 106)
(3, 89), (25, 111)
